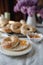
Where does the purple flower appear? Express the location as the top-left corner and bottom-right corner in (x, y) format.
(14, 0), (37, 13)
(17, 0), (38, 6)
(32, 0), (38, 4)
(17, 0), (38, 4)
(27, 6), (36, 16)
(14, 0), (43, 19)
(21, 6), (27, 14)
(14, 3), (21, 12)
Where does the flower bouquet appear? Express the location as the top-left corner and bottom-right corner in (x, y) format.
(14, 0), (43, 24)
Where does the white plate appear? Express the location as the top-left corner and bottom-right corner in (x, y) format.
(0, 32), (8, 38)
(0, 38), (32, 56)
(0, 32), (8, 43)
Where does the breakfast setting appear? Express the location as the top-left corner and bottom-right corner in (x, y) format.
(0, 0), (43, 65)
(0, 20), (36, 56)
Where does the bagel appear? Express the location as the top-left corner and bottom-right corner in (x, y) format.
(20, 20), (26, 25)
(0, 24), (12, 33)
(10, 22), (22, 33)
(21, 24), (36, 35)
(12, 40), (31, 51)
(0, 19), (8, 28)
(1, 36), (19, 49)
(9, 21), (15, 24)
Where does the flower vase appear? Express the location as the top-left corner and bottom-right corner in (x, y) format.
(26, 15), (36, 27)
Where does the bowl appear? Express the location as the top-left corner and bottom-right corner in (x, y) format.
(27, 33), (43, 43)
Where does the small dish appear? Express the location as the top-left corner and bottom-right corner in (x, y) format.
(27, 33), (43, 43)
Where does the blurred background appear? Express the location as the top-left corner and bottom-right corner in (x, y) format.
(0, 0), (43, 21)
(0, 0), (25, 21)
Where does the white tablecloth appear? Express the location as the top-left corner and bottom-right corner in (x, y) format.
(0, 28), (43, 65)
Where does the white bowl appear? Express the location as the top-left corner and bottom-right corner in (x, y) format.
(27, 33), (43, 43)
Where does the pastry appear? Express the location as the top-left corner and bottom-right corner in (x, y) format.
(0, 19), (8, 28)
(9, 21), (15, 24)
(21, 24), (36, 35)
(0, 24), (12, 33)
(10, 22), (22, 33)
(11, 39), (31, 51)
(20, 20), (26, 25)
(1, 36), (19, 49)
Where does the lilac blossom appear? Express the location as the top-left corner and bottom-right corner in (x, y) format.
(14, 0), (43, 19)
(14, 4), (20, 12)
(20, 6), (27, 14)
(27, 6), (36, 16)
